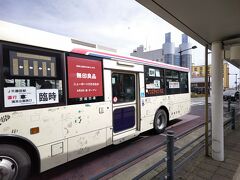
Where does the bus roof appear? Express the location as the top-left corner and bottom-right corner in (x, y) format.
(0, 20), (189, 72)
(71, 48), (189, 72)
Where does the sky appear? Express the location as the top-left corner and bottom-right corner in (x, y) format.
(0, 0), (239, 87)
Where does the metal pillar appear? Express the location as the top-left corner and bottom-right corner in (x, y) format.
(166, 131), (174, 180)
(231, 108), (235, 130)
(211, 42), (224, 161)
(204, 45), (209, 156)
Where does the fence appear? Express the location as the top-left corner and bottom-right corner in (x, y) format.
(134, 105), (239, 180)
(91, 103), (239, 180)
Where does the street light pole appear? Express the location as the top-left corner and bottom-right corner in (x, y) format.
(179, 45), (197, 67)
(204, 46), (209, 156)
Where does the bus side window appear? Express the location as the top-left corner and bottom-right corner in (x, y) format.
(112, 73), (135, 103)
(180, 72), (189, 93)
(2, 48), (64, 108)
(144, 66), (165, 97)
(166, 70), (180, 95)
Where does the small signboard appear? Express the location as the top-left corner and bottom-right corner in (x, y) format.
(169, 82), (180, 89)
(67, 56), (103, 99)
(4, 87), (36, 107)
(146, 80), (160, 89)
(155, 69), (160, 77)
(149, 68), (155, 77)
(36, 89), (59, 104)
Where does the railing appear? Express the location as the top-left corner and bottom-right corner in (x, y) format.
(133, 130), (209, 180)
(134, 105), (238, 180)
(91, 102), (239, 180)
(91, 121), (206, 180)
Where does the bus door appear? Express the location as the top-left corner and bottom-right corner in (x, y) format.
(111, 72), (138, 137)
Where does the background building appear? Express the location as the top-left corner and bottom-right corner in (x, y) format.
(191, 63), (229, 93)
(179, 34), (192, 68)
(162, 32), (175, 65)
(131, 33), (193, 68)
(130, 45), (164, 62)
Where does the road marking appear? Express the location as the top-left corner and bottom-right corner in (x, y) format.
(191, 102), (205, 106)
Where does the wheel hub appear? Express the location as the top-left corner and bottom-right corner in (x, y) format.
(0, 156), (18, 180)
(157, 113), (165, 129)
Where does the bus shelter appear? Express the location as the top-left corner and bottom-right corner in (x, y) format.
(136, 0), (240, 161)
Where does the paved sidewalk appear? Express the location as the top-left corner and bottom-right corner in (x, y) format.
(175, 128), (240, 180)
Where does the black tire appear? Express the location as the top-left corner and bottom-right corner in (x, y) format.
(154, 109), (168, 134)
(0, 144), (31, 180)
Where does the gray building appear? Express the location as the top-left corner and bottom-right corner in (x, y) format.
(179, 34), (193, 68)
(162, 32), (175, 65)
(130, 45), (164, 62)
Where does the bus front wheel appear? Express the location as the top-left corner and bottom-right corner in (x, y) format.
(0, 144), (31, 180)
(154, 109), (168, 134)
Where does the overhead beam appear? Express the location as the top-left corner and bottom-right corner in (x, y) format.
(136, 0), (210, 47)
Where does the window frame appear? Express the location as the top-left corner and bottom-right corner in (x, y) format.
(0, 44), (3, 112)
(144, 65), (165, 97)
(112, 72), (136, 104)
(180, 71), (189, 93)
(165, 69), (181, 95)
(0, 42), (67, 112)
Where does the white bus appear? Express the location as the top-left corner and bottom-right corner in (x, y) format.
(0, 21), (190, 179)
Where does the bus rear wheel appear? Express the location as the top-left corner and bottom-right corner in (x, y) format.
(154, 109), (168, 134)
(0, 144), (31, 180)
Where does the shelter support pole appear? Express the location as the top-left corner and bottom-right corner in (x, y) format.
(204, 45), (209, 156)
(211, 42), (224, 161)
